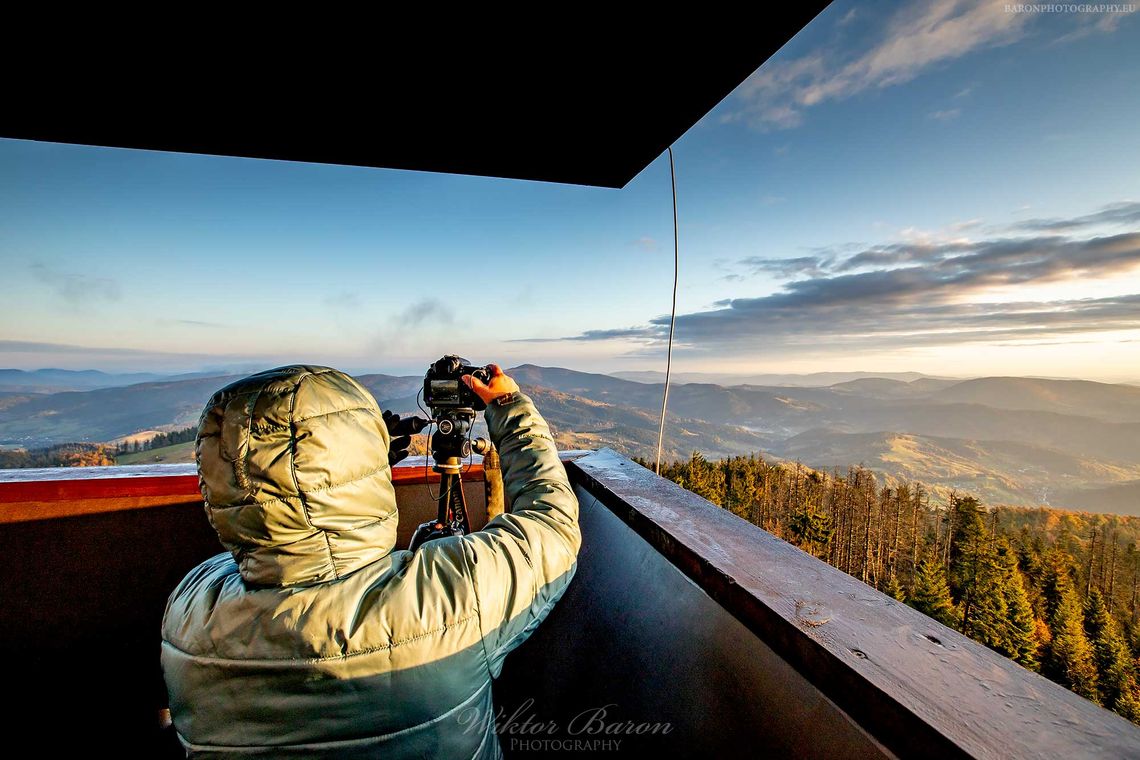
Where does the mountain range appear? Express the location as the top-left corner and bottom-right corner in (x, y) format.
(2, 365), (1138, 515)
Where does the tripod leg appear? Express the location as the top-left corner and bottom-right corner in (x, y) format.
(448, 474), (470, 535)
(437, 474), (453, 527)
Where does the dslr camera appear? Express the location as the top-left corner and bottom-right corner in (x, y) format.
(423, 355), (492, 412)
(421, 355), (494, 459)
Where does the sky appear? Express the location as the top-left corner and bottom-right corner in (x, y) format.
(2, 1), (1138, 381)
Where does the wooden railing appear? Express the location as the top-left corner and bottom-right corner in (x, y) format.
(0, 457), (486, 524)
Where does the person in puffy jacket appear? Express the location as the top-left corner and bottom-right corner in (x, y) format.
(161, 363), (581, 758)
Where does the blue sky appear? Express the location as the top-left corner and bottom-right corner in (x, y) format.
(2, 1), (1138, 380)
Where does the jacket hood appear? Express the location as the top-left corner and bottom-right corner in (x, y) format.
(196, 365), (397, 587)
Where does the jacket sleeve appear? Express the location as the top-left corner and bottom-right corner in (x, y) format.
(459, 392), (582, 677)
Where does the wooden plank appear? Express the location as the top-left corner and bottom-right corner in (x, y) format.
(0, 474), (201, 503)
(567, 448), (1140, 760)
(0, 463), (196, 482)
(0, 495), (202, 523)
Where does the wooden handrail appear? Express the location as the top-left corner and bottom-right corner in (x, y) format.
(0, 458), (488, 524)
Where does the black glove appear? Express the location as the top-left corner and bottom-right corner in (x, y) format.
(383, 410), (429, 467)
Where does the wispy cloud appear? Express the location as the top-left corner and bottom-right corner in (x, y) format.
(928, 108), (961, 121)
(738, 255), (834, 279)
(0, 340), (153, 356)
(323, 290), (363, 310)
(30, 263), (122, 306)
(394, 297), (455, 328)
(1014, 201), (1140, 232)
(0, 339), (268, 372)
(162, 319), (226, 329)
(530, 202), (1140, 357)
(724, 1), (1029, 130)
(632, 237), (657, 252)
(1052, 5), (1136, 43)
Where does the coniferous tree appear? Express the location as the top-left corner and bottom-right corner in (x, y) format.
(679, 451), (725, 505)
(1115, 688), (1140, 725)
(964, 553), (1009, 654)
(1042, 558), (1100, 703)
(884, 574), (907, 603)
(948, 495), (996, 637)
(995, 539), (1040, 670)
(789, 503), (834, 559)
(910, 558), (958, 628)
(1084, 588), (1138, 712)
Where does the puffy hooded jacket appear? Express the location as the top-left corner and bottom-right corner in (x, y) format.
(161, 365), (581, 758)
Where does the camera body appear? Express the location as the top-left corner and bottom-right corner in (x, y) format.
(423, 355), (491, 412)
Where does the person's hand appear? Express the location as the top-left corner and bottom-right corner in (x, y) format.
(461, 363), (519, 405)
(383, 410), (429, 466)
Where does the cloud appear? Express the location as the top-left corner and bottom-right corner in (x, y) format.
(738, 255), (834, 279)
(511, 326), (660, 344)
(30, 263), (122, 306)
(928, 108), (961, 121)
(632, 237), (657, 252)
(173, 319), (224, 328)
(528, 202), (1140, 357)
(394, 297), (456, 329)
(837, 7), (857, 27)
(323, 290), (363, 310)
(0, 340), (274, 372)
(0, 340), (153, 355)
(1052, 5), (1136, 43)
(1014, 201), (1140, 232)
(146, 318), (228, 329)
(724, 1), (1029, 130)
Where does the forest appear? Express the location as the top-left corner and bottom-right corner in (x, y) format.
(0, 442), (116, 468)
(0, 426), (198, 469)
(635, 451), (1140, 725)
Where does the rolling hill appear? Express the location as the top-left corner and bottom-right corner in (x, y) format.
(929, 376), (1140, 422)
(774, 429), (1140, 513)
(0, 374), (244, 445)
(2, 365), (1138, 514)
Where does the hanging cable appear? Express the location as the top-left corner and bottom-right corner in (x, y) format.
(655, 146), (679, 476)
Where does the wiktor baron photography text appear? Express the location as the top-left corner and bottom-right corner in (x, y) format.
(457, 698), (673, 752)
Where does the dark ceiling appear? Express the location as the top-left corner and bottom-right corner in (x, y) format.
(1, 10), (831, 188)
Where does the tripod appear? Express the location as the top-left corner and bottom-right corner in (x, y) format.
(408, 413), (490, 552)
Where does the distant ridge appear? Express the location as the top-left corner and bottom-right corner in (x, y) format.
(611, 370), (951, 387)
(0, 368), (170, 393)
(3, 365), (1140, 515)
(0, 368), (239, 393)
